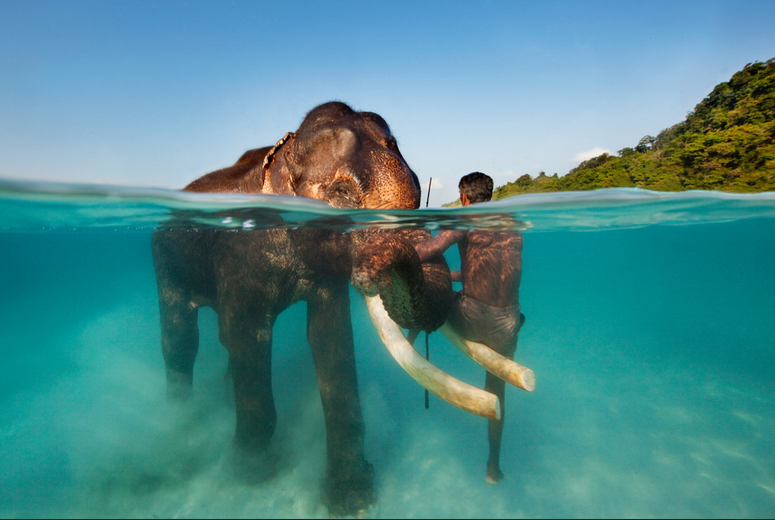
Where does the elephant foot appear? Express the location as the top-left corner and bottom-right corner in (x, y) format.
(485, 463), (504, 485)
(323, 462), (375, 518)
(166, 370), (193, 401)
(226, 443), (278, 484)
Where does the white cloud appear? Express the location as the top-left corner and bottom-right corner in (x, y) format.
(569, 147), (611, 164)
(429, 178), (444, 189)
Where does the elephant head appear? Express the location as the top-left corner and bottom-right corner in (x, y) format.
(186, 101), (421, 210)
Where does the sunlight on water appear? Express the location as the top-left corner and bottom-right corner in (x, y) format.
(1, 181), (774, 518)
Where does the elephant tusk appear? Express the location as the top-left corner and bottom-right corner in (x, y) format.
(364, 295), (501, 421)
(439, 323), (535, 392)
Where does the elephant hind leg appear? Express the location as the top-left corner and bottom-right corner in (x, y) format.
(229, 341), (276, 452)
(159, 294), (200, 401)
(219, 309), (278, 481)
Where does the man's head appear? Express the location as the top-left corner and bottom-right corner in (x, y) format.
(458, 172), (493, 206)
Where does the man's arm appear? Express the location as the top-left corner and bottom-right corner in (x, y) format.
(415, 230), (466, 263)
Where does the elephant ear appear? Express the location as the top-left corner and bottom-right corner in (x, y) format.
(261, 132), (295, 171)
(261, 132), (297, 192)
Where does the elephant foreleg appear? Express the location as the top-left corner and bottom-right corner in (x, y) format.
(307, 283), (374, 517)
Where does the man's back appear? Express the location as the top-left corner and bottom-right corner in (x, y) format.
(460, 230), (522, 308)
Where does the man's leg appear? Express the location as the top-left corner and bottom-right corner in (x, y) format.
(485, 312), (524, 484)
(485, 370), (508, 484)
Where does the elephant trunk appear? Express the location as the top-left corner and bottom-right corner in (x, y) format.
(364, 295), (500, 420)
(352, 229), (508, 420)
(351, 228), (536, 418)
(351, 229), (452, 332)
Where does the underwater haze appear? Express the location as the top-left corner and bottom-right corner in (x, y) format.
(1, 181), (774, 518)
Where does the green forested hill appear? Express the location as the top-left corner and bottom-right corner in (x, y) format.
(491, 58), (775, 200)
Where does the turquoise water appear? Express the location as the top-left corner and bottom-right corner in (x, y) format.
(1, 180), (774, 518)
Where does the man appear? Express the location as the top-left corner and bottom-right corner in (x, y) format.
(415, 172), (524, 484)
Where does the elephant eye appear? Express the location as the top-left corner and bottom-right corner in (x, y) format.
(325, 180), (362, 208)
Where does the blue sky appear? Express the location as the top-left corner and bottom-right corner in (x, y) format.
(0, 0), (773, 205)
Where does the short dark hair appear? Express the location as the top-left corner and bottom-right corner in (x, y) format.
(459, 172), (493, 204)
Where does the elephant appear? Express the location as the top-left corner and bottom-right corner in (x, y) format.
(153, 102), (510, 516)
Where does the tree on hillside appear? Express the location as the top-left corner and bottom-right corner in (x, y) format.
(490, 58), (775, 199)
(635, 135), (656, 153)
